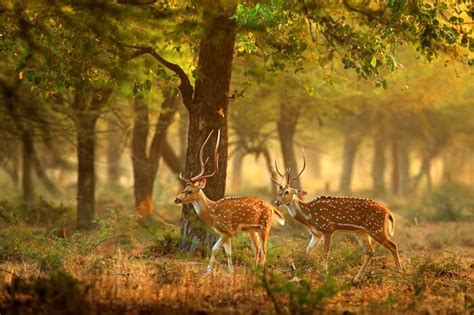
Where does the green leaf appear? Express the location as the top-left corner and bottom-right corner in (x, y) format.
(370, 55), (377, 68)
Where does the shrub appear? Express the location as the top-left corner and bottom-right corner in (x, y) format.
(422, 183), (473, 222)
(258, 268), (339, 315)
(3, 271), (92, 314)
(0, 199), (74, 226)
(147, 231), (181, 256)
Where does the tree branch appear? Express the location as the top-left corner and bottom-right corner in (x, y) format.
(342, 0), (385, 24)
(115, 40), (194, 110)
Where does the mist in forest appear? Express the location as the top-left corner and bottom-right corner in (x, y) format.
(0, 1), (472, 314)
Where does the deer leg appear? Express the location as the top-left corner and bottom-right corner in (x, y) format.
(322, 233), (333, 272)
(222, 237), (234, 273)
(259, 230), (269, 266)
(373, 235), (403, 273)
(354, 232), (374, 282)
(384, 239), (403, 273)
(306, 232), (322, 254)
(207, 236), (225, 273)
(249, 232), (261, 265)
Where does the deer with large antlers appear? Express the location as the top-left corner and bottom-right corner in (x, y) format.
(174, 130), (285, 273)
(271, 149), (402, 282)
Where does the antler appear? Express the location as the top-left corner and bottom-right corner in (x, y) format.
(288, 147), (306, 185)
(190, 129), (221, 181)
(271, 160), (290, 186)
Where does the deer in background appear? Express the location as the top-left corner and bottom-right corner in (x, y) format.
(271, 149), (402, 282)
(174, 130), (285, 273)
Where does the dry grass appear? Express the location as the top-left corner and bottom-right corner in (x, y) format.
(0, 219), (473, 314)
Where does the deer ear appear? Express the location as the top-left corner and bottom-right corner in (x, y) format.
(298, 190), (308, 197)
(194, 178), (207, 189)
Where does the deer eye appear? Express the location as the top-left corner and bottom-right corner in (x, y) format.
(284, 191), (289, 195)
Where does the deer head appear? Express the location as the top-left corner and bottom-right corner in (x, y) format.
(174, 129), (221, 204)
(271, 147), (307, 206)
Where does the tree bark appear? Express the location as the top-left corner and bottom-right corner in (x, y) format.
(372, 134), (386, 195)
(262, 148), (278, 196)
(73, 90), (111, 229)
(75, 109), (98, 229)
(397, 139), (410, 196)
(231, 147), (245, 192)
(132, 92), (178, 218)
(391, 137), (410, 196)
(179, 4), (237, 252)
(21, 129), (34, 204)
(391, 137), (399, 195)
(277, 102), (301, 189)
(106, 119), (123, 183)
(339, 133), (361, 194)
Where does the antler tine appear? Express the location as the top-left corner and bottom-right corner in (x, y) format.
(199, 129), (221, 179)
(191, 130), (215, 181)
(289, 147), (306, 184)
(274, 160), (287, 177)
(179, 172), (191, 183)
(269, 172), (280, 186)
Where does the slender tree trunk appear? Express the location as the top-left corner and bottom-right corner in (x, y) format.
(397, 140), (410, 196)
(21, 130), (34, 204)
(0, 155), (19, 187)
(372, 134), (386, 195)
(231, 147), (245, 192)
(132, 92), (178, 218)
(179, 5), (237, 252)
(425, 158), (432, 191)
(339, 133), (361, 194)
(391, 137), (399, 195)
(262, 148), (278, 195)
(311, 150), (322, 179)
(106, 119), (123, 183)
(76, 111), (98, 229)
(277, 102), (301, 188)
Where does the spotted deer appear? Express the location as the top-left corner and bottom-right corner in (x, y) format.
(174, 130), (285, 273)
(271, 149), (402, 282)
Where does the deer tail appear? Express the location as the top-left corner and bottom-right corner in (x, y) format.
(386, 213), (395, 237)
(273, 207), (285, 226)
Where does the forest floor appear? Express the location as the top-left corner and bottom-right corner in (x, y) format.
(0, 212), (473, 314)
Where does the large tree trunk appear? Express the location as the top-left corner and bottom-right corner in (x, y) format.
(131, 94), (154, 217)
(74, 90), (111, 229)
(21, 129), (34, 204)
(132, 92), (178, 218)
(75, 110), (98, 229)
(179, 4), (237, 252)
(372, 134), (386, 195)
(277, 102), (301, 188)
(339, 133), (361, 194)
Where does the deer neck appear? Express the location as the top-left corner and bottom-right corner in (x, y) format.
(191, 190), (215, 224)
(287, 196), (311, 223)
